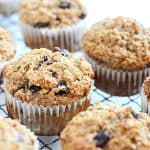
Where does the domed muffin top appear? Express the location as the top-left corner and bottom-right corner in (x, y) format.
(0, 27), (15, 62)
(20, 0), (86, 28)
(83, 16), (150, 71)
(0, 117), (37, 150)
(61, 103), (150, 150)
(3, 48), (94, 106)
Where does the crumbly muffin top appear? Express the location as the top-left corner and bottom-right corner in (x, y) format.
(0, 27), (15, 62)
(143, 76), (150, 103)
(83, 16), (150, 71)
(3, 48), (94, 106)
(20, 0), (86, 28)
(61, 103), (150, 150)
(0, 117), (37, 150)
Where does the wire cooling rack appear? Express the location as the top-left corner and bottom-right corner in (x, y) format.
(0, 14), (141, 150)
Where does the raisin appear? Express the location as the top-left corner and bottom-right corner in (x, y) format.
(42, 55), (48, 61)
(60, 1), (71, 9)
(56, 16), (61, 21)
(131, 111), (139, 119)
(29, 85), (41, 93)
(52, 72), (57, 77)
(79, 13), (86, 19)
(55, 81), (69, 95)
(53, 47), (68, 57)
(34, 22), (49, 28)
(94, 131), (110, 148)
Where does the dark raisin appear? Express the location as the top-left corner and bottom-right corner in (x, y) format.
(52, 72), (57, 77)
(56, 16), (61, 21)
(42, 55), (48, 61)
(60, 1), (71, 9)
(79, 13), (86, 19)
(34, 22), (49, 28)
(131, 111), (139, 119)
(29, 85), (41, 93)
(55, 81), (69, 95)
(53, 47), (68, 57)
(94, 131), (110, 148)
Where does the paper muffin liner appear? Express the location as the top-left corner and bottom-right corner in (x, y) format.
(4, 80), (93, 136)
(0, 0), (21, 15)
(141, 86), (150, 114)
(20, 17), (89, 52)
(84, 53), (150, 96)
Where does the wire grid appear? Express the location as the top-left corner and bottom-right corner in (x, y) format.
(0, 14), (141, 150)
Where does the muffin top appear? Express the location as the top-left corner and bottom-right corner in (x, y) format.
(3, 48), (94, 106)
(61, 103), (150, 150)
(0, 27), (15, 62)
(0, 117), (37, 150)
(83, 16), (150, 71)
(143, 76), (150, 103)
(20, 0), (86, 28)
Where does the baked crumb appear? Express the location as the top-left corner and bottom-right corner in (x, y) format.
(83, 16), (150, 71)
(3, 48), (94, 106)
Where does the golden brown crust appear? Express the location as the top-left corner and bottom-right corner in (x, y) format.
(0, 117), (36, 150)
(20, 0), (86, 28)
(61, 103), (150, 150)
(3, 48), (94, 106)
(143, 76), (150, 103)
(83, 16), (150, 71)
(0, 27), (15, 62)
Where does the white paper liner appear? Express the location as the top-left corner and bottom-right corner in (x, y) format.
(141, 86), (149, 114)
(4, 80), (93, 135)
(20, 17), (89, 52)
(0, 0), (21, 15)
(84, 53), (150, 96)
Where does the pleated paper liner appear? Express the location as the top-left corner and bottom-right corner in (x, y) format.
(0, 0), (21, 15)
(4, 81), (93, 136)
(84, 53), (150, 96)
(20, 17), (89, 52)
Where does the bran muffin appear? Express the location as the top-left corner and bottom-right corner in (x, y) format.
(141, 76), (150, 114)
(83, 16), (150, 96)
(61, 103), (150, 150)
(0, 117), (38, 150)
(0, 27), (15, 82)
(3, 47), (94, 135)
(20, 0), (88, 51)
(0, 0), (22, 15)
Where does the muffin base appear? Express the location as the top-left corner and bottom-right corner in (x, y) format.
(20, 17), (88, 52)
(85, 53), (150, 96)
(0, 0), (21, 15)
(5, 82), (93, 136)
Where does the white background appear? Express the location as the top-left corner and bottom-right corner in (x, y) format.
(83, 0), (150, 27)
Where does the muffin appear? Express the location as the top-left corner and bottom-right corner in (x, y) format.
(0, 0), (22, 15)
(83, 16), (150, 96)
(61, 103), (150, 150)
(20, 0), (88, 51)
(0, 117), (38, 150)
(0, 27), (16, 82)
(141, 76), (150, 114)
(3, 47), (94, 135)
